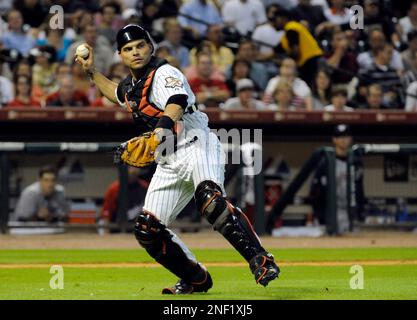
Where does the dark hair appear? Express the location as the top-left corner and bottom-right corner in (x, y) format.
(408, 30), (417, 42)
(312, 68), (332, 101)
(38, 165), (57, 179)
(331, 86), (348, 98)
(13, 74), (32, 96)
(231, 58), (251, 77)
(273, 8), (293, 20)
(100, 1), (121, 15)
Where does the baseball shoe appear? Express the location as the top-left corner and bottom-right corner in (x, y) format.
(162, 271), (213, 295)
(249, 252), (280, 287)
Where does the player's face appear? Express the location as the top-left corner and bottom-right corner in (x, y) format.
(119, 39), (153, 71)
(39, 173), (56, 196)
(333, 136), (352, 152)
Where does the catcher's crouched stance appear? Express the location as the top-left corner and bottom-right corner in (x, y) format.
(76, 24), (279, 294)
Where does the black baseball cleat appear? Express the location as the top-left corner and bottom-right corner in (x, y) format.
(249, 252), (280, 287)
(162, 271), (213, 295)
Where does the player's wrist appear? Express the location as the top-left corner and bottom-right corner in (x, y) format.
(155, 115), (175, 131)
(85, 67), (96, 81)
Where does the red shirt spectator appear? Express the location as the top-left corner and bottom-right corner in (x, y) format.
(101, 167), (150, 223)
(46, 75), (89, 107)
(7, 74), (41, 108)
(188, 52), (230, 107)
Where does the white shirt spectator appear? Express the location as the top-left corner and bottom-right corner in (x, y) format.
(399, 16), (417, 43)
(0, 75), (14, 106)
(405, 81), (417, 111)
(324, 104), (354, 112)
(323, 7), (353, 25)
(357, 50), (404, 72)
(264, 76), (311, 102)
(251, 23), (284, 55)
(222, 0), (267, 36)
(222, 97), (267, 110)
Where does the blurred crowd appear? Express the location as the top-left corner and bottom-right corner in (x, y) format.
(1, 0), (417, 112)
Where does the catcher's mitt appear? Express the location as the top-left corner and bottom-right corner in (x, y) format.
(113, 131), (161, 167)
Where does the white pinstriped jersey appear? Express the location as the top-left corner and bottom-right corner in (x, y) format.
(115, 62), (226, 226)
(115, 63), (211, 143)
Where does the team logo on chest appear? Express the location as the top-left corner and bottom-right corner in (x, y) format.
(165, 76), (183, 88)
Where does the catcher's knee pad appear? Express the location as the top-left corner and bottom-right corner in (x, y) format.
(133, 210), (207, 284)
(195, 180), (265, 261)
(195, 180), (229, 230)
(133, 211), (163, 253)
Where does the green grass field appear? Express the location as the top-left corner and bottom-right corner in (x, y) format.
(1, 248), (416, 300)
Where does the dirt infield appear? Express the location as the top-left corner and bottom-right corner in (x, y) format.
(1, 230), (417, 249)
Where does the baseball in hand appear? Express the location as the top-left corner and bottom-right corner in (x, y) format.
(76, 44), (89, 59)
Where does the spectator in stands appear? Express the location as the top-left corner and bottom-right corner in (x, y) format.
(312, 68), (332, 110)
(189, 24), (234, 73)
(185, 41), (225, 81)
(325, 28), (359, 85)
(324, 87), (354, 111)
(188, 52), (230, 108)
(71, 61), (96, 103)
(13, 58), (31, 78)
(293, 0), (327, 32)
(108, 62), (129, 79)
(222, 0), (267, 36)
(309, 124), (364, 234)
(0, 73), (14, 106)
(401, 30), (417, 76)
(398, 0), (417, 43)
(274, 8), (324, 87)
(71, 10), (95, 39)
(101, 166), (151, 231)
(66, 23), (114, 75)
(359, 43), (404, 109)
(1, 9), (36, 56)
(178, 0), (223, 39)
(46, 74), (89, 107)
(158, 18), (190, 69)
(222, 78), (265, 110)
(37, 29), (73, 62)
(365, 84), (384, 110)
(155, 45), (180, 69)
(268, 80), (297, 111)
(251, 4), (284, 62)
(235, 39), (269, 90)
(91, 76), (121, 108)
(359, 0), (397, 45)
(14, 165), (69, 222)
(13, 0), (48, 28)
(226, 58), (261, 97)
(357, 27), (404, 72)
(97, 1), (121, 46)
(31, 45), (58, 103)
(55, 62), (71, 79)
(7, 74), (40, 108)
(323, 0), (353, 27)
(264, 57), (313, 110)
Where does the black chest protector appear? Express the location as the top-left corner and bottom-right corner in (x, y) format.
(117, 58), (168, 130)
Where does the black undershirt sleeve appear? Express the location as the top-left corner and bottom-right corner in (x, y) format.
(166, 94), (189, 111)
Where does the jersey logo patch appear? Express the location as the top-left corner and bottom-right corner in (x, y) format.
(165, 77), (183, 88)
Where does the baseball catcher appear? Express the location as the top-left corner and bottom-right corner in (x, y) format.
(75, 24), (279, 294)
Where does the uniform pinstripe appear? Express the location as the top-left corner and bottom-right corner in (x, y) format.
(125, 63), (226, 226)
